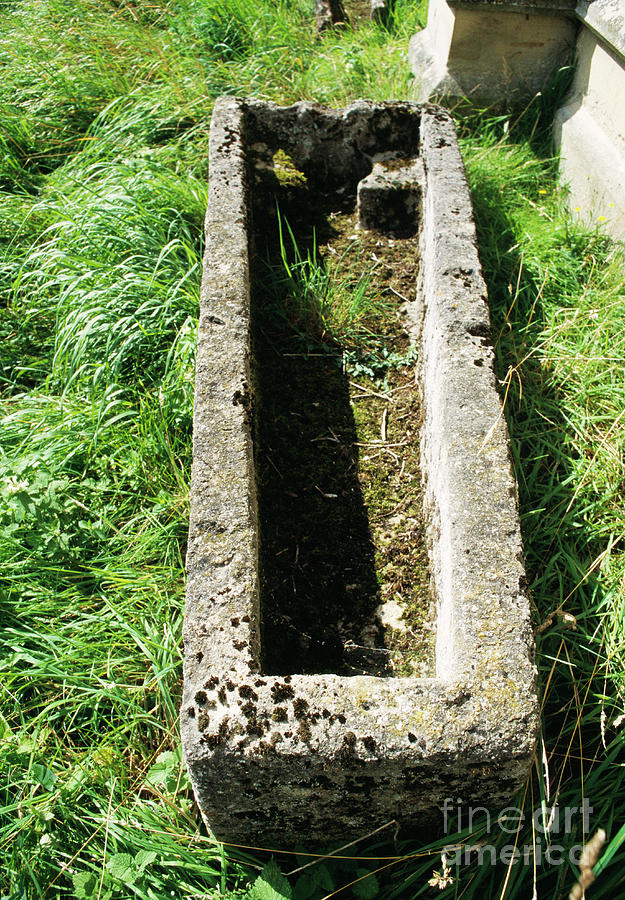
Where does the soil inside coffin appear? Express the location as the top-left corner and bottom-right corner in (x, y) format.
(250, 151), (434, 678)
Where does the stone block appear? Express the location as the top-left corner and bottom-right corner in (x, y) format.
(181, 98), (538, 846)
(357, 158), (423, 234)
(409, 0), (578, 105)
(554, 0), (625, 239)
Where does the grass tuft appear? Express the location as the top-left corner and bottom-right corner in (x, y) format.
(268, 210), (389, 350)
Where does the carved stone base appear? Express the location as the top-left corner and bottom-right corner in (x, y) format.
(554, 2), (625, 239)
(409, 0), (578, 105)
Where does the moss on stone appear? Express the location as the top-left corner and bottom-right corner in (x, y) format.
(273, 149), (307, 187)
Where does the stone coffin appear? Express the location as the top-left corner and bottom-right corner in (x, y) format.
(180, 98), (538, 845)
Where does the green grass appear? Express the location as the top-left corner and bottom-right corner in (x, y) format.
(1, 0), (625, 897)
(272, 210), (390, 350)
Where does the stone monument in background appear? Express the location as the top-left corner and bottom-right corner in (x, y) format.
(409, 0), (625, 239)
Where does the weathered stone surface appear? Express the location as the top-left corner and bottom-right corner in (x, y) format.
(577, 0), (625, 59)
(409, 0), (578, 104)
(181, 98), (538, 846)
(554, 0), (625, 238)
(408, 0), (625, 237)
(357, 158), (423, 234)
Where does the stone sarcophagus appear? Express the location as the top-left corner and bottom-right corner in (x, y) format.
(180, 98), (538, 846)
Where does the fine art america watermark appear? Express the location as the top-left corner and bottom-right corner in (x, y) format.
(439, 797), (594, 868)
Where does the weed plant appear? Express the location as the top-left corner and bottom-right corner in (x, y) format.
(1, 0), (624, 897)
(271, 210), (390, 352)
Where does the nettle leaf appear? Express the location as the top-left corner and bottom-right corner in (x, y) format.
(16, 735), (37, 754)
(12, 493), (34, 518)
(0, 717), (13, 748)
(62, 762), (90, 795)
(352, 870), (379, 899)
(72, 871), (98, 899)
(249, 860), (292, 900)
(145, 748), (190, 793)
(146, 750), (178, 790)
(293, 848), (311, 868)
(106, 852), (138, 885)
(31, 763), (57, 791)
(135, 849), (157, 872)
(315, 865), (333, 891)
(294, 862), (334, 899)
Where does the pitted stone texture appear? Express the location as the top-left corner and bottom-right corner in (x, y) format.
(244, 99), (421, 189)
(184, 102), (261, 686)
(181, 98), (538, 846)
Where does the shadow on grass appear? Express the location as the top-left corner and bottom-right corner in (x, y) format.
(460, 146), (621, 895)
